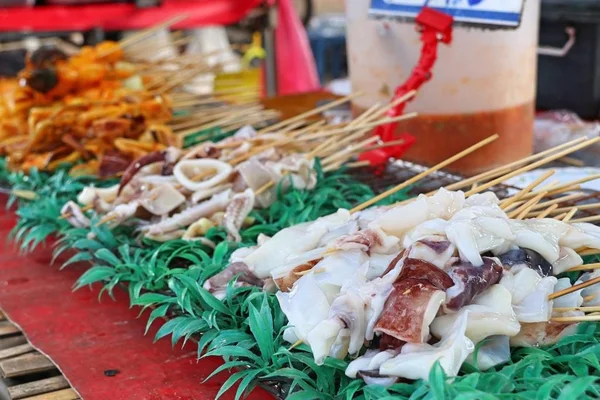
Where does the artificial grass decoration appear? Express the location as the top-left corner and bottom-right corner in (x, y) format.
(3, 157), (600, 399)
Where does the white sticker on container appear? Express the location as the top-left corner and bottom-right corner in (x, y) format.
(369, 0), (525, 28)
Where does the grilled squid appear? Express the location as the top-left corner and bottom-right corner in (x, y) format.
(173, 159), (232, 192)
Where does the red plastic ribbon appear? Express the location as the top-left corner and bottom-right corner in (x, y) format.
(359, 7), (453, 171)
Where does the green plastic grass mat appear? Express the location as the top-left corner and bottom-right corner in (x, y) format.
(3, 158), (600, 399)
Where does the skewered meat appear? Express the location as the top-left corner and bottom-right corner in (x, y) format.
(139, 184), (185, 216)
(277, 274), (332, 346)
(500, 267), (557, 323)
(61, 201), (90, 228)
(378, 311), (474, 382)
(223, 189), (255, 242)
(143, 190), (232, 236)
(374, 279), (445, 344)
(173, 159), (232, 192)
(498, 248), (553, 277)
(431, 285), (521, 344)
(445, 257), (503, 311)
(510, 321), (578, 347)
(465, 335), (511, 371)
(203, 262), (264, 300)
(243, 210), (352, 279)
(404, 237), (456, 270)
(552, 278), (583, 318)
(396, 258), (454, 290)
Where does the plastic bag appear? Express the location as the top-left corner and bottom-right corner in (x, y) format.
(534, 110), (600, 153)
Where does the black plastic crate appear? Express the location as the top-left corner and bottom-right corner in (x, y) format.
(537, 0), (600, 119)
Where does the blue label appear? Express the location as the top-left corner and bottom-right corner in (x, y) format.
(369, 0), (525, 27)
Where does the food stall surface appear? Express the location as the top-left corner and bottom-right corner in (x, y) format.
(0, 201), (271, 400)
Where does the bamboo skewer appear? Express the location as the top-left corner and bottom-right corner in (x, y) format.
(551, 315), (600, 323)
(500, 170), (555, 210)
(350, 134), (499, 213)
(569, 215), (600, 224)
(566, 263), (600, 272)
(444, 137), (588, 192)
(553, 306), (600, 313)
(509, 191), (548, 220)
(258, 92), (364, 134)
(562, 207), (579, 222)
(549, 275), (600, 300)
(118, 15), (189, 50)
(299, 113), (419, 142)
(464, 137), (600, 197)
(536, 203), (559, 219)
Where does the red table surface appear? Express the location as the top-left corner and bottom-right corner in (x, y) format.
(0, 206), (271, 400)
(0, 0), (262, 32)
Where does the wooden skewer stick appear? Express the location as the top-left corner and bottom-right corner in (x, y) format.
(569, 215), (600, 224)
(520, 174), (600, 201)
(536, 203), (559, 219)
(321, 136), (380, 167)
(299, 113), (418, 142)
(345, 160), (371, 169)
(258, 92), (364, 134)
(528, 192), (587, 212)
(566, 262), (600, 272)
(562, 207), (579, 222)
(548, 275), (600, 300)
(444, 137), (588, 192)
(553, 306), (600, 312)
(119, 15), (189, 50)
(500, 170), (555, 210)
(60, 204), (94, 219)
(559, 156), (585, 167)
(578, 248), (600, 256)
(350, 134), (499, 213)
(584, 294), (598, 302)
(554, 212), (567, 220)
(551, 315), (600, 323)
(464, 137), (600, 197)
(509, 192), (548, 220)
(541, 202), (600, 216)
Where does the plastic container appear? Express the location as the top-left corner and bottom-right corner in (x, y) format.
(537, 0), (600, 119)
(345, 0), (541, 176)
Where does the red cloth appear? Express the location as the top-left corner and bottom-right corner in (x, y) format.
(274, 0), (321, 95)
(0, 0), (262, 31)
(0, 207), (270, 400)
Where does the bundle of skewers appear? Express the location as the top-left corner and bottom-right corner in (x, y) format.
(60, 94), (418, 243)
(201, 134), (600, 386)
(0, 16), (275, 178)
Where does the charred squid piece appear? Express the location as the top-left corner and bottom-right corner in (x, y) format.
(98, 151), (131, 178)
(22, 67), (58, 94)
(28, 47), (68, 68)
(445, 257), (503, 311)
(118, 150), (169, 195)
(203, 261), (264, 299)
(374, 279), (445, 344)
(498, 248), (553, 277)
(397, 258), (454, 291)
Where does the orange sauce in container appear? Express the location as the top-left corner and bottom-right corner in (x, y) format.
(398, 102), (534, 176)
(345, 1), (540, 177)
